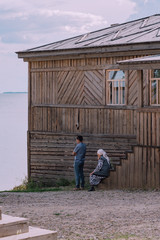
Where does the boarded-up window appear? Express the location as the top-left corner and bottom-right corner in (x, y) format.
(150, 70), (160, 105)
(106, 70), (125, 105)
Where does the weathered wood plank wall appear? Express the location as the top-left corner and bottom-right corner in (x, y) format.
(100, 146), (160, 189)
(27, 54), (160, 189)
(137, 109), (160, 147)
(30, 106), (137, 136)
(128, 70), (138, 106)
(57, 70), (104, 105)
(30, 55), (145, 106)
(100, 109), (160, 189)
(31, 70), (105, 105)
(29, 132), (137, 184)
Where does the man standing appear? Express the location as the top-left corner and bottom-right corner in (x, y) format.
(72, 135), (86, 190)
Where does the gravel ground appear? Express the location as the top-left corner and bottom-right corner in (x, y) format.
(0, 190), (160, 240)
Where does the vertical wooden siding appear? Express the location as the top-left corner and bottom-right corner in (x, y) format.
(100, 146), (160, 189)
(31, 106), (137, 136)
(100, 108), (160, 189)
(137, 109), (160, 147)
(31, 72), (57, 105)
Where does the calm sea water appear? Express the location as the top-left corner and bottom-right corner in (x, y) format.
(0, 93), (27, 191)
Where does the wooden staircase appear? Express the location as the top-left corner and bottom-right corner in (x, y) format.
(30, 132), (137, 184)
(0, 207), (57, 240)
(85, 135), (137, 171)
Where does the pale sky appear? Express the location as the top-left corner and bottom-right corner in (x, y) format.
(0, 0), (160, 92)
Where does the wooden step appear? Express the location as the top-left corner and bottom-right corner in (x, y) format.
(30, 155), (121, 161)
(30, 160), (120, 169)
(30, 150), (128, 156)
(0, 214), (29, 238)
(31, 132), (137, 141)
(30, 141), (136, 147)
(30, 147), (132, 153)
(30, 155), (123, 163)
(0, 226), (57, 240)
(30, 141), (136, 146)
(30, 152), (125, 157)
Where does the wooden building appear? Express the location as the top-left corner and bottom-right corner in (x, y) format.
(17, 14), (160, 189)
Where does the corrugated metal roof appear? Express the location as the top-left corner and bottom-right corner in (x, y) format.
(118, 54), (160, 64)
(21, 14), (160, 53)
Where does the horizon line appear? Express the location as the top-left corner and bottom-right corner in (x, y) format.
(0, 91), (28, 94)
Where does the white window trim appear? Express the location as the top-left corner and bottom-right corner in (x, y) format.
(106, 69), (126, 105)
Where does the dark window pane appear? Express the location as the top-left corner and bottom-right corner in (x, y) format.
(122, 88), (125, 104)
(109, 82), (112, 104)
(120, 81), (125, 104)
(151, 80), (157, 104)
(116, 81), (119, 104)
(153, 70), (160, 78)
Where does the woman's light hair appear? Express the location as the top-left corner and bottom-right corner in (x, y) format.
(97, 149), (110, 163)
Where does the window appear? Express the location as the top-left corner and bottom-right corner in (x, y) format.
(150, 70), (160, 105)
(106, 70), (125, 105)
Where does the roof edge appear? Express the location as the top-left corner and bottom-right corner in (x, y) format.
(118, 54), (160, 65)
(16, 41), (160, 59)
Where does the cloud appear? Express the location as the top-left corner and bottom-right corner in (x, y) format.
(0, 0), (137, 46)
(0, 8), (108, 46)
(0, 0), (137, 92)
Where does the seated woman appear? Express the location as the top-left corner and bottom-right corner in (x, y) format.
(88, 149), (111, 191)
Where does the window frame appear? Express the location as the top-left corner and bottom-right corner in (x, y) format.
(106, 69), (126, 105)
(150, 70), (160, 106)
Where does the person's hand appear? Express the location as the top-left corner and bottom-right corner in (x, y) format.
(90, 172), (93, 176)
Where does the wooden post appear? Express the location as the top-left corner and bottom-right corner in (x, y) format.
(144, 70), (150, 106)
(137, 70), (143, 108)
(125, 70), (129, 105)
(102, 69), (106, 105)
(105, 70), (109, 105)
(28, 62), (31, 180)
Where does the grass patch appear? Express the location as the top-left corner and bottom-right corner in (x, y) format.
(56, 178), (72, 187)
(0, 177), (91, 193)
(54, 213), (61, 216)
(0, 177), (76, 193)
(10, 187), (62, 193)
(0, 178), (61, 193)
(0, 194), (7, 197)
